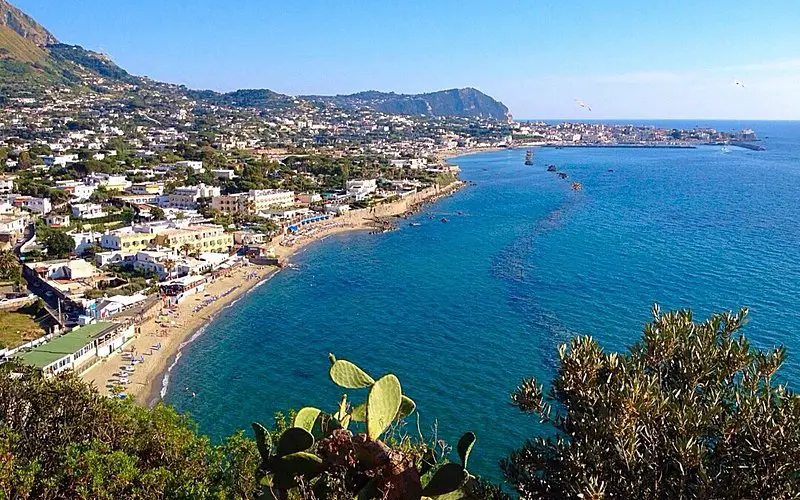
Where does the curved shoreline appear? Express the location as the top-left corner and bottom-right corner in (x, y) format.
(80, 180), (466, 406)
(146, 270), (278, 406)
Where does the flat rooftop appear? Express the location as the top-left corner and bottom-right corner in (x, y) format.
(16, 322), (117, 369)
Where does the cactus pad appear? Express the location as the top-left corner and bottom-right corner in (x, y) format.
(276, 427), (315, 457)
(421, 463), (469, 497)
(367, 374), (402, 439)
(457, 432), (476, 468)
(251, 422), (271, 460)
(396, 395), (416, 420)
(351, 402), (367, 422)
(329, 357), (375, 388)
(293, 407), (322, 432)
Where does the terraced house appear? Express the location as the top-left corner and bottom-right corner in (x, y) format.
(154, 224), (233, 253)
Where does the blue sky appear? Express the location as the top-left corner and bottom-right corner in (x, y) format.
(16, 0), (800, 119)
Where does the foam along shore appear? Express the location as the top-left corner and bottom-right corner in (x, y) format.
(79, 180), (465, 405)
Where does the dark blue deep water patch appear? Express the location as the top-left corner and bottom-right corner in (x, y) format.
(166, 121), (800, 482)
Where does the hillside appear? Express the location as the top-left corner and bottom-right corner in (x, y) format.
(0, 0), (56, 45)
(185, 88), (297, 109)
(0, 1), (511, 120)
(304, 88), (511, 120)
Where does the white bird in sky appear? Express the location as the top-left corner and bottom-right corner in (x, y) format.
(574, 98), (592, 112)
(734, 80), (745, 88)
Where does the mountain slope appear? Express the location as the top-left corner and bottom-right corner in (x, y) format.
(304, 88), (510, 120)
(0, 1), (512, 119)
(0, 0), (56, 45)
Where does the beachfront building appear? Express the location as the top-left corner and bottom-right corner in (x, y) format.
(133, 249), (177, 279)
(346, 179), (377, 201)
(15, 322), (135, 376)
(296, 192), (323, 205)
(167, 184), (220, 210)
(211, 189), (295, 215)
(153, 224), (233, 254)
(94, 294), (148, 319)
(250, 189), (295, 211)
(159, 275), (207, 305)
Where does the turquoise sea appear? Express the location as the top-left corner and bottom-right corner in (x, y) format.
(165, 120), (800, 482)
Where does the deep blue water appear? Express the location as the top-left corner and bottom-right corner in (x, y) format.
(165, 120), (800, 483)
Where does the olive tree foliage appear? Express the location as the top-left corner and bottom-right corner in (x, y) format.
(503, 306), (800, 499)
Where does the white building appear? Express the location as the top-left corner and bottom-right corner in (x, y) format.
(45, 213), (70, 228)
(71, 203), (106, 220)
(0, 213), (27, 234)
(210, 169), (237, 180)
(16, 322), (135, 376)
(211, 189), (295, 214)
(13, 196), (51, 214)
(175, 160), (204, 171)
(249, 189), (295, 211)
(71, 231), (102, 255)
(346, 179), (377, 201)
(168, 183), (221, 210)
(0, 176), (15, 195)
(54, 180), (96, 202)
(43, 154), (78, 167)
(133, 249), (176, 279)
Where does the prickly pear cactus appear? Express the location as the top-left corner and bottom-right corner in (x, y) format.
(294, 407), (322, 432)
(367, 374), (402, 439)
(421, 463), (470, 497)
(329, 353), (375, 388)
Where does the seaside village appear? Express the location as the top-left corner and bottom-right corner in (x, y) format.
(0, 120), (470, 397)
(0, 74), (756, 399)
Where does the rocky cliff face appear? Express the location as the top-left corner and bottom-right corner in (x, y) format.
(0, 0), (57, 45)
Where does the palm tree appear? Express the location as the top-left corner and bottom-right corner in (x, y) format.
(163, 259), (176, 280)
(180, 243), (192, 257)
(0, 250), (21, 285)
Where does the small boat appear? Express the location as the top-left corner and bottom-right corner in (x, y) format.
(440, 218), (449, 223)
(524, 150), (534, 165)
(607, 169), (615, 173)
(547, 165), (558, 172)
(571, 182), (583, 191)
(410, 222), (421, 227)
(720, 146), (730, 154)
(557, 172), (568, 179)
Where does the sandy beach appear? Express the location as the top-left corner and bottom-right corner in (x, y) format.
(79, 180), (465, 405)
